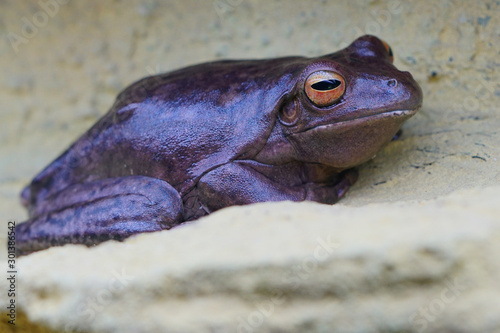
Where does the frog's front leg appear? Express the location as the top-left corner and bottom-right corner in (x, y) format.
(16, 176), (183, 255)
(196, 161), (358, 213)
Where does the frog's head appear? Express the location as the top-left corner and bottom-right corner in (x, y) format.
(280, 35), (422, 170)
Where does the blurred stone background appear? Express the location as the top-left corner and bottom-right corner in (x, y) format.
(0, 0), (499, 332)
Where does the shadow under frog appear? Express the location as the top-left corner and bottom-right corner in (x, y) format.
(16, 35), (422, 255)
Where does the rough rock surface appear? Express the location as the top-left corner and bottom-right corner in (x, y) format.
(0, 0), (499, 332)
(3, 187), (500, 333)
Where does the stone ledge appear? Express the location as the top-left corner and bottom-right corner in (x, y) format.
(3, 186), (499, 333)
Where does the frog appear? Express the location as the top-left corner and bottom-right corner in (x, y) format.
(16, 35), (422, 255)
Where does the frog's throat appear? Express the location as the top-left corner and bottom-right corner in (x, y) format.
(287, 108), (420, 169)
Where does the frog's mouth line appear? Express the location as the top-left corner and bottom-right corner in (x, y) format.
(301, 108), (420, 133)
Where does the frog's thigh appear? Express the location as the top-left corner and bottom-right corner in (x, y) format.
(16, 176), (182, 255)
(197, 162), (307, 211)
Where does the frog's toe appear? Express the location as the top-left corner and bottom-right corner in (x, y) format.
(304, 168), (358, 204)
(392, 129), (403, 141)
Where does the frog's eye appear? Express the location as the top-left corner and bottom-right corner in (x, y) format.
(381, 40), (394, 63)
(305, 71), (346, 107)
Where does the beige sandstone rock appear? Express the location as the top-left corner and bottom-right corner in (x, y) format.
(0, 0), (498, 332)
(3, 186), (500, 333)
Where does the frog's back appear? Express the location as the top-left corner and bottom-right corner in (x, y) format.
(22, 58), (305, 208)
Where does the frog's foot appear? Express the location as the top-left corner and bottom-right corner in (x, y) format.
(392, 129), (403, 141)
(304, 168), (358, 204)
(15, 176), (183, 256)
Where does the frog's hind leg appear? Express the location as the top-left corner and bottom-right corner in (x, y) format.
(15, 176), (183, 256)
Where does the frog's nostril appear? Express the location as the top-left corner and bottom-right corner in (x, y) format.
(387, 79), (398, 88)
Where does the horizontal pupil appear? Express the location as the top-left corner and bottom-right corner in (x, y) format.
(311, 79), (341, 91)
